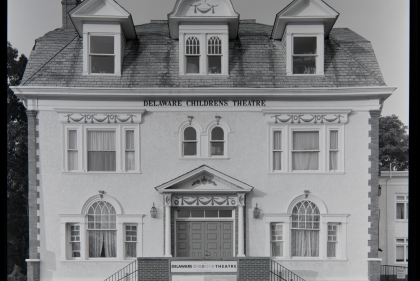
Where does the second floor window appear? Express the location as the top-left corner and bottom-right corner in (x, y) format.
(183, 127), (197, 156)
(396, 195), (408, 220)
(87, 130), (116, 172)
(210, 127), (224, 156)
(208, 36), (222, 74)
(293, 37), (317, 74)
(292, 131), (319, 170)
(90, 36), (115, 74)
(186, 37), (200, 74)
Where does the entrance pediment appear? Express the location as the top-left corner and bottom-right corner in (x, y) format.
(155, 165), (253, 194)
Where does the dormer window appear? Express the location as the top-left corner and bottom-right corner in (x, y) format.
(293, 37), (317, 74)
(285, 24), (324, 76)
(90, 36), (115, 74)
(208, 37), (222, 74)
(186, 37), (200, 74)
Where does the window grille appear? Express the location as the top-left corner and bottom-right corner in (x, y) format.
(186, 37), (200, 55)
(208, 36), (221, 54)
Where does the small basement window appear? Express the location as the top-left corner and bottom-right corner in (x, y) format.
(90, 36), (115, 74)
(293, 37), (317, 74)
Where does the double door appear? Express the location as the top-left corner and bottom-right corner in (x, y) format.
(176, 221), (233, 258)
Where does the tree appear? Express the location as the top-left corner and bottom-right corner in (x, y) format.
(7, 42), (28, 275)
(379, 115), (409, 171)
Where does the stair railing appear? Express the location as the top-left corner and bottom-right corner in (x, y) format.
(270, 259), (306, 281)
(104, 259), (138, 281)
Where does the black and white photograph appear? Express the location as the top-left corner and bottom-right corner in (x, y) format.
(7, 0), (409, 280)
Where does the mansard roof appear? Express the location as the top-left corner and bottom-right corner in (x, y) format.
(21, 21), (386, 88)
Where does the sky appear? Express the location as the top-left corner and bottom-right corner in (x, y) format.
(7, 0), (409, 127)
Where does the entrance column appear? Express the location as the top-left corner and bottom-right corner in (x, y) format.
(164, 194), (172, 257)
(237, 193), (245, 257)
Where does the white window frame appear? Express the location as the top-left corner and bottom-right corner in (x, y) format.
(124, 224), (138, 259)
(60, 195), (144, 261)
(179, 25), (229, 77)
(395, 237), (408, 263)
(285, 24), (324, 76)
(68, 223), (81, 259)
(395, 194), (408, 221)
(270, 223), (284, 258)
(63, 124), (140, 173)
(269, 125), (344, 173)
(82, 23), (124, 76)
(264, 195), (348, 260)
(327, 223), (340, 259)
(209, 124), (227, 158)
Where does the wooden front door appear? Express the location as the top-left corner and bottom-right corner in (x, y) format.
(176, 221), (233, 258)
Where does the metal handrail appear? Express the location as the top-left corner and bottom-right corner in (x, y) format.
(270, 259), (306, 281)
(104, 259), (138, 281)
(380, 265), (408, 281)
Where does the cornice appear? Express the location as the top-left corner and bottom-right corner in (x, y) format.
(11, 86), (396, 101)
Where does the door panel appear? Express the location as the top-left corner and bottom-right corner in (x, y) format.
(176, 222), (189, 257)
(190, 222), (204, 258)
(205, 222), (220, 258)
(220, 222), (233, 257)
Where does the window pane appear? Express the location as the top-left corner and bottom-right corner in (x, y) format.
(68, 130), (77, 149)
(211, 127), (224, 140)
(293, 152), (319, 170)
(88, 131), (115, 151)
(208, 56), (221, 74)
(396, 203), (405, 219)
(91, 56), (115, 74)
(125, 152), (135, 171)
(293, 132), (319, 150)
(88, 152), (116, 171)
(186, 56), (199, 73)
(273, 131), (282, 150)
(125, 242), (136, 257)
(396, 245), (404, 262)
(327, 242), (336, 257)
(183, 142), (197, 156)
(293, 56), (316, 74)
(291, 229), (319, 257)
(273, 151), (281, 170)
(126, 130), (135, 150)
(396, 196), (405, 200)
(330, 131), (338, 149)
(330, 151), (338, 170)
(89, 230), (117, 257)
(68, 151), (78, 171)
(219, 210), (232, 217)
(211, 142), (224, 156)
(177, 209), (190, 218)
(184, 127), (197, 140)
(293, 37), (317, 54)
(90, 36), (114, 54)
(205, 210), (218, 217)
(191, 210), (204, 217)
(271, 242), (283, 257)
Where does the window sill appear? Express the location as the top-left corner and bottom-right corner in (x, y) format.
(82, 73), (121, 77)
(268, 171), (345, 175)
(179, 74), (229, 79)
(63, 171), (142, 174)
(395, 220), (409, 223)
(179, 157), (230, 160)
(286, 74), (325, 77)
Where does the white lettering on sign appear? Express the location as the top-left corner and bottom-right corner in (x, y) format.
(397, 267), (406, 279)
(171, 261), (238, 273)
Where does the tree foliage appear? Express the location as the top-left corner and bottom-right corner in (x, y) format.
(379, 115), (409, 171)
(7, 41), (28, 275)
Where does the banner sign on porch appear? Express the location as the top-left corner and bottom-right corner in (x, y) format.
(397, 267), (406, 279)
(171, 261), (238, 273)
(172, 275), (237, 281)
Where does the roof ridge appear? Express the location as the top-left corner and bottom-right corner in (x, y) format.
(22, 35), (78, 86)
(329, 36), (385, 85)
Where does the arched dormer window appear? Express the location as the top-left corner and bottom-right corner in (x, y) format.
(186, 37), (200, 73)
(183, 127), (198, 156)
(210, 126), (225, 156)
(291, 200), (320, 257)
(208, 36), (221, 74)
(87, 200), (117, 257)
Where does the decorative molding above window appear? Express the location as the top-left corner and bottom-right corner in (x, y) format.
(56, 110), (145, 124)
(263, 110), (350, 125)
(172, 195), (238, 207)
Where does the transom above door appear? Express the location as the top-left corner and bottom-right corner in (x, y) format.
(176, 221), (233, 258)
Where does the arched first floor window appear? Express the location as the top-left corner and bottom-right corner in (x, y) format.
(183, 126), (198, 156)
(59, 194), (143, 260)
(210, 126), (225, 156)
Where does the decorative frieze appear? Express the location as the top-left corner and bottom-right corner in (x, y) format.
(263, 110), (351, 125)
(56, 111), (145, 124)
(190, 0), (218, 14)
(172, 195), (237, 206)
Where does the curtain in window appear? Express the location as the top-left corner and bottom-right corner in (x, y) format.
(291, 230), (319, 256)
(273, 131), (281, 170)
(327, 242), (336, 257)
(126, 243), (136, 257)
(88, 230), (117, 258)
(125, 130), (135, 170)
(89, 230), (104, 257)
(87, 131), (116, 171)
(292, 132), (319, 170)
(68, 130), (78, 170)
(330, 130), (338, 170)
(396, 203), (405, 219)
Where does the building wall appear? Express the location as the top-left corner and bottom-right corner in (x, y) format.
(378, 171), (409, 266)
(36, 98), (376, 281)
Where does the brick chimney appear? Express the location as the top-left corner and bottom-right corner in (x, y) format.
(62, 0), (82, 29)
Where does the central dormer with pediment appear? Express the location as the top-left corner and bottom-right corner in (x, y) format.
(168, 0), (240, 77)
(271, 0), (339, 76)
(69, 0), (136, 76)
